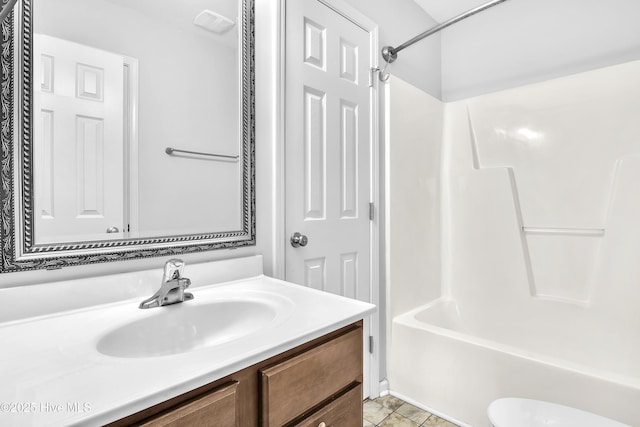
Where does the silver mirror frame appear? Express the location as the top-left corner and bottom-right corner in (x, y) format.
(0, 0), (256, 272)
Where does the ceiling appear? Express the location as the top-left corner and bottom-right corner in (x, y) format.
(103, 0), (239, 46)
(104, 0), (238, 24)
(413, 0), (496, 22)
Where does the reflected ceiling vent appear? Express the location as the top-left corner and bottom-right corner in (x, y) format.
(193, 10), (235, 34)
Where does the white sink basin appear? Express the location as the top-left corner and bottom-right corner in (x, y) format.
(97, 297), (284, 358)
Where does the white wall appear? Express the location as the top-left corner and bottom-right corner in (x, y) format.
(441, 0), (640, 101)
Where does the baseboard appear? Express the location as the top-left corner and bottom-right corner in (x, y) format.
(377, 379), (389, 396)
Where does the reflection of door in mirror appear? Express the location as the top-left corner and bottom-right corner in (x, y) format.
(33, 34), (136, 244)
(31, 0), (244, 245)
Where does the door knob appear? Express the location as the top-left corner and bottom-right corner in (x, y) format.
(106, 226), (120, 233)
(290, 232), (308, 248)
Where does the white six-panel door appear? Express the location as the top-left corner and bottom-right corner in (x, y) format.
(285, 0), (375, 396)
(34, 34), (124, 243)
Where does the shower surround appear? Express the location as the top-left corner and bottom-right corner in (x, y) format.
(385, 61), (640, 426)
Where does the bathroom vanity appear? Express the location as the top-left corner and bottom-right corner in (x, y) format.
(0, 256), (375, 426)
(109, 321), (363, 426)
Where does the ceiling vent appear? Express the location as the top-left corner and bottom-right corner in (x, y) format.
(193, 10), (235, 34)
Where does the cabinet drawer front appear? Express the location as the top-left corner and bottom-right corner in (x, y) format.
(260, 326), (362, 426)
(293, 384), (362, 427)
(139, 382), (238, 427)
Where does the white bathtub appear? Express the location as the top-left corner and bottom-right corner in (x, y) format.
(388, 298), (640, 427)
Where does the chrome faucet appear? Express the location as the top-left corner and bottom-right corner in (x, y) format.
(138, 259), (194, 309)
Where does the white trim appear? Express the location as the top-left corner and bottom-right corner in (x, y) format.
(379, 379), (390, 396)
(368, 23), (382, 398)
(274, 0), (287, 280)
(279, 0), (382, 399)
(123, 56), (139, 234)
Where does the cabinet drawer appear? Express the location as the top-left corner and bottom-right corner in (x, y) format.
(138, 381), (238, 427)
(260, 326), (362, 426)
(293, 384), (362, 427)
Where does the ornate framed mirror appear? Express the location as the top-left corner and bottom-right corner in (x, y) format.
(0, 0), (255, 272)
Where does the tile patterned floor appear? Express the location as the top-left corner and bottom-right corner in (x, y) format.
(364, 395), (460, 427)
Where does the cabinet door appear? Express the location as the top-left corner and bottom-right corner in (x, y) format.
(293, 384), (362, 427)
(139, 382), (238, 427)
(260, 327), (362, 426)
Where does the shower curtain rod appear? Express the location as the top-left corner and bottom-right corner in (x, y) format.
(381, 0), (510, 64)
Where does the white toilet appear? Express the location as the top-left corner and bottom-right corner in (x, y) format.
(488, 398), (631, 427)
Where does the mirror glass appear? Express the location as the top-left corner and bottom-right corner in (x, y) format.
(0, 0), (255, 271)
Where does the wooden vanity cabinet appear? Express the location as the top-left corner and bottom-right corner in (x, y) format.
(138, 382), (239, 427)
(107, 321), (363, 427)
(260, 326), (362, 426)
(291, 385), (362, 427)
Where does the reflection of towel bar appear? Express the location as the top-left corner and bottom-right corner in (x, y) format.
(165, 147), (239, 160)
(522, 227), (604, 236)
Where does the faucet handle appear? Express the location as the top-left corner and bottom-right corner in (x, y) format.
(163, 258), (185, 280)
(180, 277), (192, 289)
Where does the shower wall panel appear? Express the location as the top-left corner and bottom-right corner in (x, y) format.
(444, 60), (640, 308)
(384, 76), (443, 319)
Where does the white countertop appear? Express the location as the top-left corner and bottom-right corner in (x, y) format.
(0, 257), (375, 426)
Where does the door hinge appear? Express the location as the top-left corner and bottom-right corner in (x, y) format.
(369, 202), (375, 221)
(369, 67), (378, 88)
(369, 335), (374, 354)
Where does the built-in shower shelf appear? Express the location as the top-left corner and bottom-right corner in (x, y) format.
(522, 226), (604, 304)
(522, 227), (604, 236)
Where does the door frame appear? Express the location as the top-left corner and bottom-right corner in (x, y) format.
(123, 56), (139, 235)
(275, 0), (382, 397)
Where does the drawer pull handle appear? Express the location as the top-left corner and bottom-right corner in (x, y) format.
(318, 423), (326, 427)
